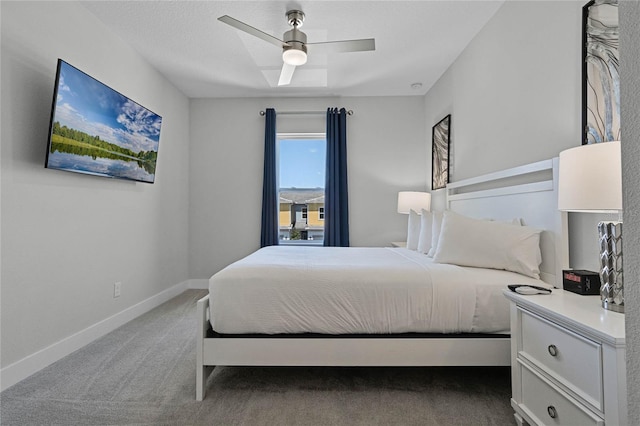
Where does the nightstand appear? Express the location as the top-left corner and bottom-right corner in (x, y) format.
(504, 289), (626, 426)
(391, 242), (406, 248)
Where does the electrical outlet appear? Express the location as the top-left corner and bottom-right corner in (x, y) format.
(114, 282), (121, 298)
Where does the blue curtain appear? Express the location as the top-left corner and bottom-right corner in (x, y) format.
(324, 108), (350, 247)
(260, 108), (278, 247)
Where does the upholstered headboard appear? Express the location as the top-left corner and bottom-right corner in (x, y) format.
(445, 158), (568, 287)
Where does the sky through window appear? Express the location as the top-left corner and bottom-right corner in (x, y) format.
(279, 138), (326, 188)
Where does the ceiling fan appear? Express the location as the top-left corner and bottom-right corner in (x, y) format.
(218, 10), (375, 86)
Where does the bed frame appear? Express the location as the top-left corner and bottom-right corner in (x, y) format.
(196, 158), (568, 400)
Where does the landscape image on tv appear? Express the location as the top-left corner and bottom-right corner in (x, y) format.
(45, 60), (162, 183)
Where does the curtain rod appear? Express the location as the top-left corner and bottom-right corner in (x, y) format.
(259, 110), (354, 116)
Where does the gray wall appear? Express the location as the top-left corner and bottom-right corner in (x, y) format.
(429, 1), (583, 180)
(189, 96), (426, 278)
(0, 2), (190, 367)
(424, 0), (611, 271)
(620, 1), (640, 422)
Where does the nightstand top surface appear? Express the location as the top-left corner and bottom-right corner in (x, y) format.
(504, 289), (625, 344)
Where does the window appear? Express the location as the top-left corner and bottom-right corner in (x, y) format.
(277, 133), (326, 245)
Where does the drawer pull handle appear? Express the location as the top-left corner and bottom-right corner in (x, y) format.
(547, 405), (557, 419)
(548, 344), (558, 357)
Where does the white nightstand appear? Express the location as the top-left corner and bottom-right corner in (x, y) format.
(391, 242), (406, 248)
(504, 289), (626, 426)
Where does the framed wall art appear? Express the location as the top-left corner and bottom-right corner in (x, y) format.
(432, 114), (450, 190)
(582, 0), (620, 144)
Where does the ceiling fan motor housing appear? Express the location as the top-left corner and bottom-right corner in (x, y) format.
(283, 28), (307, 53)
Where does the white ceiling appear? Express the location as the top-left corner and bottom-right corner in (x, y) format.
(82, 1), (504, 99)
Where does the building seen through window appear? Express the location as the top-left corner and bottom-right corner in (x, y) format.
(278, 134), (326, 244)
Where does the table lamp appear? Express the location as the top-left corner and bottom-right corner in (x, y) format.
(558, 141), (623, 312)
(397, 191), (431, 215)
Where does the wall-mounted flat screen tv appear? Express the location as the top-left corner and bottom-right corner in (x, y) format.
(45, 59), (162, 183)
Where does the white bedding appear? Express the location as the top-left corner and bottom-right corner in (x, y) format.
(209, 246), (548, 335)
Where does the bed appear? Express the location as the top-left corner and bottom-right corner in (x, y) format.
(196, 158), (568, 400)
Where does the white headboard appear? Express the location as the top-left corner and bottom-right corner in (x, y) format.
(445, 158), (568, 287)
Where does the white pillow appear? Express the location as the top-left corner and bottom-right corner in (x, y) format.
(433, 211), (542, 278)
(417, 209), (432, 254)
(405, 209), (421, 250)
(427, 212), (518, 257)
(426, 211), (443, 257)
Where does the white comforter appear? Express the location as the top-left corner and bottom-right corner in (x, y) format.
(209, 246), (547, 335)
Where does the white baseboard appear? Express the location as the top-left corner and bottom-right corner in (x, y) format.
(187, 278), (209, 290)
(0, 280), (190, 392)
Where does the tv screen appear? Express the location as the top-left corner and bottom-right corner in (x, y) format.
(45, 59), (162, 183)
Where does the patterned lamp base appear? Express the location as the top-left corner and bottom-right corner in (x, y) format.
(598, 221), (624, 313)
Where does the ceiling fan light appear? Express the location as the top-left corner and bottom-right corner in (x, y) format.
(283, 48), (307, 66)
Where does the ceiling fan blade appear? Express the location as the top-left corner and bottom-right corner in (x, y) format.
(307, 38), (375, 54)
(218, 15), (287, 48)
(278, 63), (296, 86)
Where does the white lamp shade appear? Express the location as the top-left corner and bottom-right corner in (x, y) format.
(558, 141), (622, 212)
(397, 191), (431, 214)
(282, 49), (307, 66)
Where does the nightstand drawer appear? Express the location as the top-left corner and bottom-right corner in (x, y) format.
(519, 308), (603, 410)
(520, 364), (603, 426)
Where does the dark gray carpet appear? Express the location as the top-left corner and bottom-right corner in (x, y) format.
(1, 290), (515, 425)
